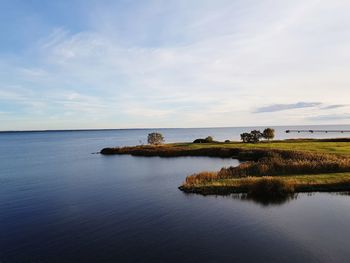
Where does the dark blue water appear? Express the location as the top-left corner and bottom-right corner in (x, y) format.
(1, 126), (350, 263)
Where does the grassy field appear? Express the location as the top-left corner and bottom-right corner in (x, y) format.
(170, 140), (350, 156)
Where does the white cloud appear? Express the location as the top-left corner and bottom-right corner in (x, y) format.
(1, 0), (350, 130)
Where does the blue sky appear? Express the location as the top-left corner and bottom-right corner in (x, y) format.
(1, 0), (350, 130)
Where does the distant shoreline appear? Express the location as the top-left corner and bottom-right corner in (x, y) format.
(2, 124), (350, 133)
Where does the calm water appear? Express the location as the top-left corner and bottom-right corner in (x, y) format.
(1, 125), (350, 262)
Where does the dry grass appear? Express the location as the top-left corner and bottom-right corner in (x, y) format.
(179, 173), (350, 195)
(184, 171), (219, 185)
(182, 151), (350, 188)
(247, 177), (295, 198)
(101, 139), (350, 158)
(101, 145), (242, 158)
(183, 176), (294, 196)
(218, 151), (350, 178)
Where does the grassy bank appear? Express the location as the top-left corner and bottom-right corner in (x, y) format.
(101, 139), (350, 157)
(179, 145), (350, 195)
(179, 173), (350, 195)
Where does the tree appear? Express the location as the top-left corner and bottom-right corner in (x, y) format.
(147, 132), (164, 145)
(240, 132), (251, 143)
(250, 130), (263, 143)
(240, 130), (263, 143)
(205, 136), (213, 143)
(263, 128), (275, 141)
(193, 136), (214, 143)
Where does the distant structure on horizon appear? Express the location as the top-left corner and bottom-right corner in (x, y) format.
(286, 129), (350, 134)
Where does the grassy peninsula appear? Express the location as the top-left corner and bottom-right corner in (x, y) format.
(101, 138), (350, 196)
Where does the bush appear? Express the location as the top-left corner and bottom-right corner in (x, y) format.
(147, 132), (164, 145)
(240, 132), (251, 143)
(193, 139), (206, 143)
(263, 128), (275, 141)
(224, 140), (231, 143)
(240, 130), (263, 143)
(193, 136), (214, 143)
(205, 136), (214, 142)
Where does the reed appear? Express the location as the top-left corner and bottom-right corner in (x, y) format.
(217, 151), (350, 178)
(179, 173), (350, 195)
(247, 177), (295, 198)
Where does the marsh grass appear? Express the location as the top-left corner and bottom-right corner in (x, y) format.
(180, 173), (350, 195)
(218, 151), (350, 178)
(101, 145), (242, 158)
(182, 150), (350, 188)
(181, 150), (350, 195)
(101, 138), (350, 157)
(247, 177), (295, 198)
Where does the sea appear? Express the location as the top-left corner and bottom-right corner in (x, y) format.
(1, 125), (350, 262)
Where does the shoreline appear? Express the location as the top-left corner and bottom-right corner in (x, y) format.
(179, 173), (350, 195)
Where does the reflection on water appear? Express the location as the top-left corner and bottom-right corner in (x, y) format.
(231, 193), (298, 206)
(330, 191), (350, 196)
(183, 192), (298, 206)
(202, 191), (350, 207)
(230, 191), (350, 206)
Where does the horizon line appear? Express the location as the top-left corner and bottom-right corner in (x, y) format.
(1, 124), (350, 133)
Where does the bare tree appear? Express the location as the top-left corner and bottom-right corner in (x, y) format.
(147, 132), (165, 145)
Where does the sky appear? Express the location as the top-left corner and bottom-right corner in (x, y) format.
(1, 0), (350, 130)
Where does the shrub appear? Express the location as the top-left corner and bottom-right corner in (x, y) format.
(263, 128), (275, 141)
(250, 130), (263, 143)
(240, 133), (252, 143)
(147, 132), (164, 145)
(240, 130), (263, 143)
(193, 139), (205, 143)
(193, 136), (214, 143)
(205, 136), (213, 143)
(224, 140), (231, 143)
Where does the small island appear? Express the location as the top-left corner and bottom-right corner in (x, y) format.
(101, 131), (350, 198)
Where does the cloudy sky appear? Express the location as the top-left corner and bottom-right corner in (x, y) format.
(1, 0), (350, 130)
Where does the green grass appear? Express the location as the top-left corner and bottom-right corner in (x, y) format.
(170, 140), (350, 156)
(101, 140), (350, 158)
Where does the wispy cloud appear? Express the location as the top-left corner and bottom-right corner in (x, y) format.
(254, 102), (321, 113)
(321, 104), (347, 110)
(308, 113), (350, 121)
(1, 0), (350, 129)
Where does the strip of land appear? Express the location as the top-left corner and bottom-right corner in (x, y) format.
(179, 173), (350, 195)
(101, 139), (350, 156)
(101, 139), (350, 196)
